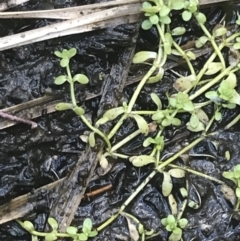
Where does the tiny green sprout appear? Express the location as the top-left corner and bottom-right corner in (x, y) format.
(169, 92), (195, 112)
(143, 136), (164, 151)
(161, 215), (188, 241)
(182, 0), (198, 21)
(205, 73), (240, 109)
(152, 109), (181, 127)
(233, 37), (240, 50)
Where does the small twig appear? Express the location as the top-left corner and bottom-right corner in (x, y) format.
(84, 184), (112, 198)
(0, 111), (37, 128)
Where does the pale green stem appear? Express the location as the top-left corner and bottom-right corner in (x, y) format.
(205, 109), (218, 133)
(66, 65), (77, 107)
(107, 113), (127, 140)
(111, 153), (129, 159)
(168, 163), (224, 184)
(80, 115), (111, 150)
(131, 111), (156, 115)
(96, 170), (157, 232)
(224, 114), (240, 130)
(108, 26), (163, 139)
(156, 149), (161, 166)
(150, 147), (157, 157)
(172, 41), (196, 77)
(189, 66), (233, 101)
(97, 136), (204, 232)
(156, 136), (204, 171)
(111, 129), (141, 152)
(197, 21), (226, 69)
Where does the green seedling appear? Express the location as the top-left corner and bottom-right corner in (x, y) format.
(18, 217), (98, 241)
(54, 48), (111, 150)
(161, 215), (188, 241)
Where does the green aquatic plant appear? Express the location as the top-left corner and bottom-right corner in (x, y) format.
(17, 217), (98, 241)
(161, 215), (188, 241)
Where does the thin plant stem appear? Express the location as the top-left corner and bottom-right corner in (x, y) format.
(156, 136), (204, 171)
(197, 21), (226, 69)
(97, 136), (204, 231)
(111, 129), (141, 152)
(172, 40), (196, 77)
(67, 65), (77, 107)
(80, 115), (111, 150)
(224, 114), (240, 130)
(189, 66), (233, 101)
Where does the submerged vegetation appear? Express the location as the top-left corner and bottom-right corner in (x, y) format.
(18, 0), (240, 240)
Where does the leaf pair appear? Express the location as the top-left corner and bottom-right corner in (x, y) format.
(162, 169), (185, 197)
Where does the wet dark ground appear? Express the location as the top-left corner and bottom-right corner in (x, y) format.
(1, 0), (240, 240)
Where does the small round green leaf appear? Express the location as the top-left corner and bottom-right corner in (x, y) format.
(88, 230), (98, 237)
(159, 5), (170, 17)
(66, 226), (78, 235)
(182, 10), (192, 21)
(68, 48), (77, 58)
(167, 215), (176, 224)
(55, 102), (72, 111)
(141, 19), (152, 30)
(78, 233), (88, 241)
(54, 51), (62, 58)
(171, 27), (186, 36)
(222, 171), (234, 180)
(160, 15), (171, 24)
(162, 172), (173, 197)
(178, 218), (188, 229)
(129, 155), (156, 167)
(162, 118), (172, 127)
(48, 217), (58, 230)
(73, 106), (85, 116)
(142, 1), (152, 9)
(214, 111), (222, 121)
(83, 218), (93, 231)
(54, 75), (68, 85)
(168, 168), (185, 178)
(60, 58), (69, 68)
(214, 27), (227, 37)
(169, 232), (182, 241)
(186, 50), (196, 60)
(161, 218), (168, 226)
(23, 221), (35, 232)
(73, 74), (89, 84)
(171, 0), (185, 10)
(149, 14), (159, 24)
(173, 227), (182, 235)
(233, 43), (240, 50)
(172, 118), (181, 126)
(188, 200), (200, 209)
(133, 51), (157, 64)
(45, 233), (58, 241)
(88, 132), (95, 147)
(190, 113), (200, 129)
(180, 187), (188, 198)
(195, 36), (209, 48)
(204, 62), (223, 75)
(195, 12), (207, 24)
